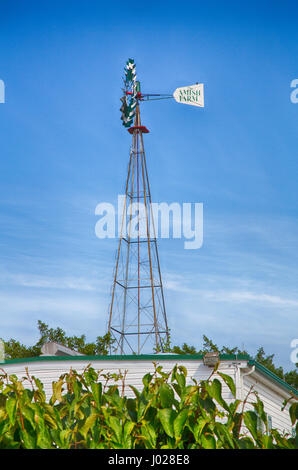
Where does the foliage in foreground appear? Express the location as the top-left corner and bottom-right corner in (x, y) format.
(0, 363), (297, 449)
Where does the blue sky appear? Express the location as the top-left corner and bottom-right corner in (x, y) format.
(0, 1), (297, 370)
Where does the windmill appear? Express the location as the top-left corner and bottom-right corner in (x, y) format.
(107, 59), (204, 355)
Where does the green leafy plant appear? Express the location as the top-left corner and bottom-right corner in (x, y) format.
(0, 363), (296, 449)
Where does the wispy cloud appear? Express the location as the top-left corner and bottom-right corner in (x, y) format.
(164, 271), (298, 307)
(6, 274), (97, 292)
(203, 290), (298, 307)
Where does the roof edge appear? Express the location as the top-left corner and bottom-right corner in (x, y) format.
(0, 353), (251, 365)
(248, 359), (298, 398)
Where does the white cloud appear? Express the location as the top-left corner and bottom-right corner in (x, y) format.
(0, 292), (102, 317)
(11, 275), (97, 291)
(203, 290), (298, 307)
(0, 271), (111, 293)
(164, 271), (298, 307)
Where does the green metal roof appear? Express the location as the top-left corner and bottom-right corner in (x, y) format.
(248, 359), (298, 398)
(0, 353), (296, 397)
(0, 353), (251, 364)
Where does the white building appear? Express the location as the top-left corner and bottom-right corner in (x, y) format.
(0, 345), (297, 437)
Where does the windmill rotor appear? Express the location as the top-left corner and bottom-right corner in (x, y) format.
(120, 58), (139, 128)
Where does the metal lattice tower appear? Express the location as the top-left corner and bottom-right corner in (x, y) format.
(107, 104), (169, 354)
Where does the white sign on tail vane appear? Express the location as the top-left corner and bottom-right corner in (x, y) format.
(173, 83), (204, 107)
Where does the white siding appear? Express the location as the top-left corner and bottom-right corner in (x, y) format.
(0, 358), (241, 402)
(243, 372), (294, 435)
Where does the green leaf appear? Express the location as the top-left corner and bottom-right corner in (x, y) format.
(142, 373), (153, 387)
(207, 378), (229, 412)
(90, 382), (102, 409)
(141, 422), (157, 448)
(237, 437), (255, 449)
(174, 409), (188, 438)
(193, 417), (207, 441)
(272, 429), (295, 449)
(0, 419), (10, 437)
(83, 367), (98, 385)
(8, 374), (18, 383)
(32, 376), (45, 395)
(80, 413), (97, 439)
(137, 396), (147, 421)
(171, 382), (182, 398)
(123, 421), (134, 439)
(243, 410), (259, 442)
(52, 407), (63, 430)
(261, 434), (274, 449)
(214, 422), (236, 448)
(22, 406), (35, 429)
(198, 395), (216, 417)
(50, 379), (64, 404)
(228, 399), (241, 417)
(159, 408), (176, 438)
(6, 397), (17, 425)
(201, 433), (216, 449)
(178, 365), (187, 377)
(126, 398), (137, 422)
(21, 429), (36, 449)
(108, 415), (123, 443)
(252, 397), (267, 428)
(44, 412), (58, 429)
(73, 380), (83, 399)
(129, 385), (140, 399)
(176, 372), (186, 392)
(58, 429), (72, 448)
(217, 372), (236, 398)
(159, 384), (175, 408)
(36, 427), (53, 449)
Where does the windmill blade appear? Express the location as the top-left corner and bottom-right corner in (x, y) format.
(173, 83), (204, 107)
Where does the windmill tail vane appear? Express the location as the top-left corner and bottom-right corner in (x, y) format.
(107, 59), (204, 355)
